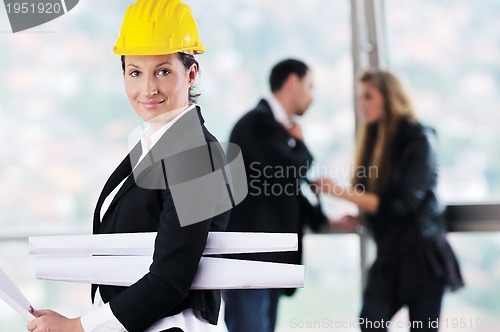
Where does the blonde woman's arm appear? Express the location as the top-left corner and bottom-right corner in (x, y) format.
(314, 178), (380, 214)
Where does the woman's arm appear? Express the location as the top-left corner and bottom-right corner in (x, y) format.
(315, 129), (438, 219)
(314, 177), (380, 214)
(108, 190), (213, 331)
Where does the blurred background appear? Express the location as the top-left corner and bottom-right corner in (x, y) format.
(0, 0), (499, 331)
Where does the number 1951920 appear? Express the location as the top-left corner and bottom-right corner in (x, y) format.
(442, 317), (500, 329)
(5, 2), (63, 14)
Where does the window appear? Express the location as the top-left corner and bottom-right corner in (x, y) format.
(385, 0), (500, 329)
(384, 0), (500, 203)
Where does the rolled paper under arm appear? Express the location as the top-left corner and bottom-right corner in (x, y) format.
(36, 256), (305, 289)
(29, 232), (298, 256)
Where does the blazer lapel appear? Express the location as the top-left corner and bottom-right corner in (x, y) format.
(93, 142), (141, 233)
(94, 106), (208, 233)
(121, 105), (207, 193)
(108, 139), (164, 209)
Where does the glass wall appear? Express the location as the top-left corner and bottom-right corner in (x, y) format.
(275, 235), (361, 332)
(384, 0), (500, 203)
(385, 1), (500, 330)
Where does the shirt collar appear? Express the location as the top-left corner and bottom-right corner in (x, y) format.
(141, 104), (196, 154)
(267, 94), (292, 127)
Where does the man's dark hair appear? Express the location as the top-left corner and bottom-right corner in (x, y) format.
(120, 53), (200, 104)
(269, 59), (309, 92)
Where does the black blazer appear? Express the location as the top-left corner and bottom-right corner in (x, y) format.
(370, 120), (448, 253)
(92, 107), (230, 332)
(226, 99), (326, 267)
(364, 119), (463, 299)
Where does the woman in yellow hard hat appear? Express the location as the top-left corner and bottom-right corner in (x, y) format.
(27, 0), (231, 331)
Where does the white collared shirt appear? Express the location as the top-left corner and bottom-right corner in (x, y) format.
(99, 104), (195, 222)
(140, 103), (196, 161)
(81, 104), (213, 332)
(267, 94), (293, 128)
(267, 95), (298, 148)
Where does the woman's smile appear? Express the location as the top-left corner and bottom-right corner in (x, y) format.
(140, 99), (166, 109)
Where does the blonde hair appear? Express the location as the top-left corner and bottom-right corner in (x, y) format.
(353, 69), (416, 194)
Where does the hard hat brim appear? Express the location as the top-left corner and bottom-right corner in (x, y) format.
(113, 45), (205, 56)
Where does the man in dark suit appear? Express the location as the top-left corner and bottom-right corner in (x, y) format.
(223, 59), (326, 332)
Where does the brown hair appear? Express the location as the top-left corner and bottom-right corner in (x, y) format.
(353, 69), (416, 194)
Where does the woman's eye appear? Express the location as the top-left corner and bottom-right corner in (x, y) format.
(129, 70), (140, 77)
(157, 69), (170, 76)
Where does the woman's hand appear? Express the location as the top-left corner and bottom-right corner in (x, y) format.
(314, 177), (380, 214)
(313, 177), (338, 196)
(27, 309), (83, 332)
(338, 215), (361, 232)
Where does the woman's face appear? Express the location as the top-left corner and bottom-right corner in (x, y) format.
(123, 54), (196, 123)
(357, 82), (385, 124)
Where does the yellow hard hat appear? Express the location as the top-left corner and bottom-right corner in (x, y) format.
(113, 0), (205, 56)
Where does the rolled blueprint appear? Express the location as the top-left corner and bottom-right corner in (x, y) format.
(29, 232), (298, 256)
(36, 256), (305, 289)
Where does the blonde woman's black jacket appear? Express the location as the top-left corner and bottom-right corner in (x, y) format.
(91, 107), (231, 332)
(365, 119), (463, 300)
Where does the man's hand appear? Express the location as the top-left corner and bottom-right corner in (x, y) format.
(338, 215), (361, 232)
(286, 121), (304, 141)
(326, 216), (360, 232)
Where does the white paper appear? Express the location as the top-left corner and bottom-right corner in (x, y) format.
(30, 233), (157, 256)
(29, 232), (298, 256)
(0, 267), (34, 321)
(36, 256), (304, 289)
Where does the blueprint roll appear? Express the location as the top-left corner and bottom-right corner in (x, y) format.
(29, 232), (298, 256)
(35, 256), (305, 289)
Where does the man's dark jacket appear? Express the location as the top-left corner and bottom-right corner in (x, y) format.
(226, 99), (326, 270)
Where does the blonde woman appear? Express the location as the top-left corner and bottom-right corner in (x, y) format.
(315, 69), (463, 331)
